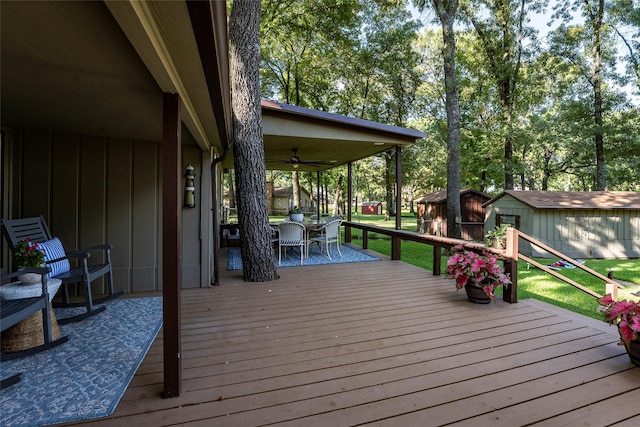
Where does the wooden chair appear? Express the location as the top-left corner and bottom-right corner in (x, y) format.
(1, 267), (69, 368)
(2, 216), (123, 323)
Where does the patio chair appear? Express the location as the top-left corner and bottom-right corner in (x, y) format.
(1, 267), (69, 364)
(277, 221), (306, 265)
(2, 216), (123, 324)
(309, 218), (342, 260)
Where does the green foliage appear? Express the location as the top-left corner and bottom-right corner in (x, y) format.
(12, 239), (45, 267)
(258, 0), (640, 199)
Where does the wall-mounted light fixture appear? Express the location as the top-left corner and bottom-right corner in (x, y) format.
(184, 164), (195, 208)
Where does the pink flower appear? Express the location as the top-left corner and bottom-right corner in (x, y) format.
(597, 294), (640, 346)
(445, 245), (511, 302)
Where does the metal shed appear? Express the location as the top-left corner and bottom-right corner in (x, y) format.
(483, 190), (640, 259)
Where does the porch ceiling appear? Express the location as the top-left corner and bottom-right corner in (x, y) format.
(0, 0), (223, 151)
(1, 1), (425, 170)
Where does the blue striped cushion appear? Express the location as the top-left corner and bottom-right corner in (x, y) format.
(40, 238), (71, 278)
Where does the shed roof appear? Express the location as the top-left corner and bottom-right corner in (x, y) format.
(415, 189), (490, 204)
(484, 190), (640, 209)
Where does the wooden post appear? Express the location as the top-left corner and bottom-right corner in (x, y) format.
(162, 93), (182, 397)
(211, 158), (220, 287)
(391, 145), (402, 260)
(502, 227), (518, 303)
(345, 162), (352, 243)
(316, 171), (321, 220)
(433, 245), (442, 276)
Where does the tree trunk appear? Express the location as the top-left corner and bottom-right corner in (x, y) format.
(332, 175), (344, 216)
(384, 151), (394, 218)
(433, 0), (462, 239)
(292, 170), (301, 210)
(229, 0), (277, 282)
(592, 0), (606, 190)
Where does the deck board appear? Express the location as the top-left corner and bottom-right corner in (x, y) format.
(63, 249), (640, 426)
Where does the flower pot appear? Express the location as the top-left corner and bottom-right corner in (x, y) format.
(490, 237), (505, 249)
(464, 283), (491, 304)
(626, 340), (640, 367)
(290, 213), (304, 222)
(17, 267), (42, 285)
(619, 327), (640, 367)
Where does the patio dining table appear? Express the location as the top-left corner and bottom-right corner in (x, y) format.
(270, 219), (328, 259)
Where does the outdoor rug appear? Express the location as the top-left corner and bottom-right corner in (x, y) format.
(0, 296), (163, 427)
(228, 244), (380, 270)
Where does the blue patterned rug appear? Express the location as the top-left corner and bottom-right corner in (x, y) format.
(0, 297), (163, 427)
(228, 244), (380, 270)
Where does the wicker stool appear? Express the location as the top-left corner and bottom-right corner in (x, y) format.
(1, 304), (61, 353)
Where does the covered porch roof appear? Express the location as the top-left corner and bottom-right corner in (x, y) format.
(240, 100), (426, 172)
(1, 0), (231, 152)
(1, 2), (424, 169)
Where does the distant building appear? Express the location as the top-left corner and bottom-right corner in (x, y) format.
(483, 191), (640, 259)
(269, 184), (314, 216)
(415, 189), (490, 241)
(225, 183), (315, 216)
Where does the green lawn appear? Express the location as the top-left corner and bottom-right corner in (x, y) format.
(345, 212), (640, 320)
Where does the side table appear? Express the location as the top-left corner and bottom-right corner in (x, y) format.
(0, 278), (63, 353)
(0, 278), (62, 303)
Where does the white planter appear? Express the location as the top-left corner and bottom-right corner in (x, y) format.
(17, 269), (42, 285)
(290, 213), (304, 222)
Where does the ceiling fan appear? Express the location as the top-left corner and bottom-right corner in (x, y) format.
(270, 149), (336, 169)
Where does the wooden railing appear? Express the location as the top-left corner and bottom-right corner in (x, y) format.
(504, 227), (623, 300)
(342, 222), (622, 303)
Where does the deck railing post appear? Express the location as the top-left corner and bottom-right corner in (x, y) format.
(502, 227), (518, 303)
(605, 281), (618, 300)
(433, 245), (442, 276)
(362, 230), (368, 250)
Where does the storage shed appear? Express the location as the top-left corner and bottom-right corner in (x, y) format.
(416, 189), (490, 241)
(483, 191), (640, 259)
(361, 202), (383, 215)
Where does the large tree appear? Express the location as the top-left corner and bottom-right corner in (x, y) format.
(427, 0), (462, 238)
(230, 0), (277, 282)
(461, 0), (544, 190)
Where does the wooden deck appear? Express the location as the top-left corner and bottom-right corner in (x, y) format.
(69, 248), (640, 426)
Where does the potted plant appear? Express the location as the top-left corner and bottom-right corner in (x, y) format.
(597, 293), (640, 367)
(485, 224), (508, 248)
(445, 244), (512, 303)
(289, 206), (304, 222)
(13, 238), (46, 284)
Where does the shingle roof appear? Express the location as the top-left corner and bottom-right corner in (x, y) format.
(485, 190), (640, 209)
